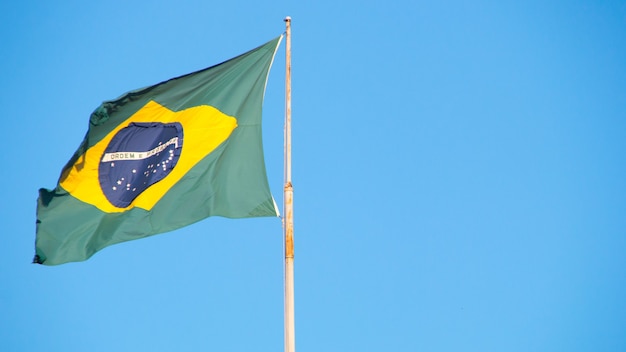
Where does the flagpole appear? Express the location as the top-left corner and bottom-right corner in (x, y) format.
(283, 15), (296, 352)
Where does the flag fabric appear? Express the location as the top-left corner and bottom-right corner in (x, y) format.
(35, 36), (282, 265)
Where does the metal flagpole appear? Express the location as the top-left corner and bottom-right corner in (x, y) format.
(283, 15), (296, 352)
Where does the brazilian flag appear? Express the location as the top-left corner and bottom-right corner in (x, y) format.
(35, 36), (282, 265)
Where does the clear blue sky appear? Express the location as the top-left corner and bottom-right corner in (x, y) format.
(2, 1), (626, 351)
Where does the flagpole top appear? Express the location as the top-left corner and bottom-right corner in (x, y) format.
(284, 16), (291, 22)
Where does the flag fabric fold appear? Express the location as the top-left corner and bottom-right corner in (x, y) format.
(35, 36), (282, 265)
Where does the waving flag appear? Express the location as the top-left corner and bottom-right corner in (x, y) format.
(35, 36), (282, 265)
